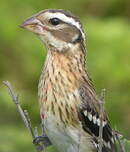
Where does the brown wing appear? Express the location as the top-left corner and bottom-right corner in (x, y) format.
(78, 82), (116, 152)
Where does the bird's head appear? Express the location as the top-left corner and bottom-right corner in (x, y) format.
(20, 9), (85, 51)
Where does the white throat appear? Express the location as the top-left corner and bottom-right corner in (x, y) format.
(40, 34), (73, 51)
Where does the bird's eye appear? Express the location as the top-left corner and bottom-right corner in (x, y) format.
(49, 18), (61, 25)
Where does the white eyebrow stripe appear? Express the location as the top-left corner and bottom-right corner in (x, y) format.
(45, 12), (85, 40)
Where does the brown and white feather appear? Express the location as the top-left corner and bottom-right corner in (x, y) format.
(21, 9), (116, 152)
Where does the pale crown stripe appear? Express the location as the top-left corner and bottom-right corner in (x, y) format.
(45, 12), (85, 40)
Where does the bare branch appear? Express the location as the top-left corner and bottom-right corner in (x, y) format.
(98, 89), (126, 152)
(3, 81), (46, 152)
(3, 81), (35, 139)
(24, 109), (35, 139)
(98, 89), (106, 152)
(35, 127), (39, 138)
(114, 131), (126, 152)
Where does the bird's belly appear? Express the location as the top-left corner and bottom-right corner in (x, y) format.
(44, 113), (95, 152)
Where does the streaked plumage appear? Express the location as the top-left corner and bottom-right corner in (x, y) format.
(21, 9), (116, 152)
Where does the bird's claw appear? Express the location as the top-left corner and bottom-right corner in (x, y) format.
(33, 135), (52, 147)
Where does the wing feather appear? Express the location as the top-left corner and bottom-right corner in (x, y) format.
(78, 81), (116, 152)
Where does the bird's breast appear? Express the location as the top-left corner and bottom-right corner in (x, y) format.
(38, 51), (96, 152)
(38, 51), (82, 126)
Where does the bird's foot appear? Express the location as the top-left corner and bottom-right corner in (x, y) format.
(33, 135), (52, 146)
(33, 135), (52, 151)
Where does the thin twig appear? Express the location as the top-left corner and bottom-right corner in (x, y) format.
(3, 81), (45, 152)
(98, 89), (106, 152)
(35, 127), (39, 138)
(24, 109), (35, 139)
(114, 132), (126, 152)
(3, 81), (35, 139)
(98, 89), (126, 152)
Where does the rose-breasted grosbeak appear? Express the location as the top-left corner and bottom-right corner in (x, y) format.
(21, 9), (117, 152)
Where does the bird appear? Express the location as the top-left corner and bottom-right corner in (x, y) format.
(21, 9), (117, 152)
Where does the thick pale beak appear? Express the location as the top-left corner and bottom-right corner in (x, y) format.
(20, 16), (44, 34)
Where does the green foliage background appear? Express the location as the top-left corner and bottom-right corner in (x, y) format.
(0, 0), (130, 152)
